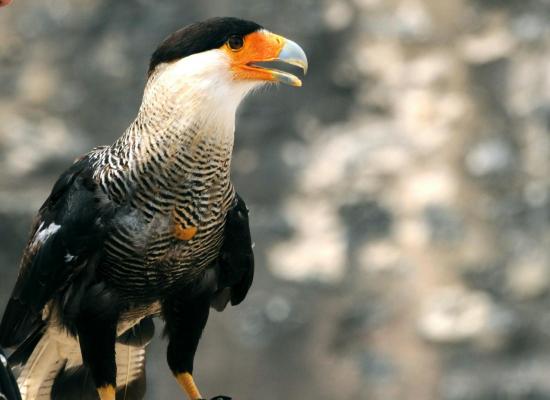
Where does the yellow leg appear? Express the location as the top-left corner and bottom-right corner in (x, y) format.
(97, 384), (116, 400)
(176, 372), (202, 400)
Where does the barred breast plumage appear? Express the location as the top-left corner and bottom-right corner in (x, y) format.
(85, 68), (238, 303)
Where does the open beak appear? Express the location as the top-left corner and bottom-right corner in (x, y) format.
(247, 37), (308, 87)
(228, 31), (308, 87)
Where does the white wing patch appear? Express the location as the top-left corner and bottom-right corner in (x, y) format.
(64, 253), (75, 262)
(33, 222), (61, 246)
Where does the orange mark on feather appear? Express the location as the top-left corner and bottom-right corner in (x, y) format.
(172, 209), (197, 241)
(174, 225), (197, 241)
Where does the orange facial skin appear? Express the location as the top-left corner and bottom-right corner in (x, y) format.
(222, 31), (287, 83)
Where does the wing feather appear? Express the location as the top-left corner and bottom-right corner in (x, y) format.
(0, 156), (114, 347)
(213, 193), (254, 310)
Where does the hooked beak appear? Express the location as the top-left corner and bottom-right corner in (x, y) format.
(257, 38), (308, 86)
(228, 31), (308, 87)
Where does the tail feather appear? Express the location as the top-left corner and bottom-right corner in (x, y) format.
(51, 366), (98, 400)
(116, 318), (154, 348)
(14, 320), (152, 400)
(9, 325), (45, 366)
(51, 347), (146, 400)
(17, 333), (66, 400)
(115, 345), (146, 400)
(0, 299), (41, 348)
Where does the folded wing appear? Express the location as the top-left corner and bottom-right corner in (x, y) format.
(0, 155), (115, 348)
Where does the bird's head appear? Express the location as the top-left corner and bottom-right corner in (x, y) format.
(143, 17), (307, 120)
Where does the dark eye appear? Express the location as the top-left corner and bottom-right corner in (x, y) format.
(227, 35), (244, 50)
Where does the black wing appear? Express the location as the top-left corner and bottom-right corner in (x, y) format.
(0, 155), (114, 347)
(211, 193), (254, 311)
(225, 193), (254, 306)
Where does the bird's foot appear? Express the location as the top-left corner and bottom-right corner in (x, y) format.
(176, 372), (203, 399)
(97, 385), (116, 400)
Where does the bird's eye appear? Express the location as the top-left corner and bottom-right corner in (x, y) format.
(227, 35), (244, 51)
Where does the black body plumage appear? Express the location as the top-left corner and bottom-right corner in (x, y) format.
(0, 17), (258, 400)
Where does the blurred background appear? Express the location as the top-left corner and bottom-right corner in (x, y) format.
(1, 0), (550, 399)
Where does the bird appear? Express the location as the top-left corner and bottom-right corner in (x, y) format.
(0, 17), (307, 400)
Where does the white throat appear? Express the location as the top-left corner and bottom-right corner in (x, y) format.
(139, 49), (259, 143)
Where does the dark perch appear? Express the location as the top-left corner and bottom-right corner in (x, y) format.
(0, 347), (21, 400)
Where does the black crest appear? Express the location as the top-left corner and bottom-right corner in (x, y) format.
(148, 17), (262, 76)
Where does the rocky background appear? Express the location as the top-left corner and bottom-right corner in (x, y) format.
(1, 0), (549, 399)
